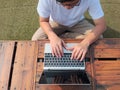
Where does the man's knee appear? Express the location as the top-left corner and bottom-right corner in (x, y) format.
(31, 28), (47, 41)
(31, 36), (37, 41)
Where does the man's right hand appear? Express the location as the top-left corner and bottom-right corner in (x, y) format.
(49, 36), (66, 58)
(39, 16), (66, 57)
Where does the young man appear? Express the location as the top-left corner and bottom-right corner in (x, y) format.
(32, 0), (106, 61)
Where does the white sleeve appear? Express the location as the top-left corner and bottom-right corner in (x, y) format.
(37, 0), (50, 18)
(88, 0), (104, 20)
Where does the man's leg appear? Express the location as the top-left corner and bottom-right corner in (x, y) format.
(31, 21), (68, 41)
(71, 19), (94, 39)
(60, 19), (103, 39)
(31, 28), (47, 40)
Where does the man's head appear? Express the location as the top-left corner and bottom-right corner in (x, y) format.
(56, 0), (80, 9)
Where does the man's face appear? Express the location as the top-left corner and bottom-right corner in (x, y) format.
(58, 0), (80, 9)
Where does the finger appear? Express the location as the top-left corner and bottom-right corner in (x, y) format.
(71, 49), (77, 59)
(52, 45), (58, 57)
(76, 50), (83, 60)
(62, 40), (66, 48)
(74, 49), (81, 60)
(55, 45), (61, 58)
(80, 51), (87, 61)
(58, 44), (63, 57)
(54, 46), (59, 57)
(53, 47), (57, 57)
(52, 46), (55, 57)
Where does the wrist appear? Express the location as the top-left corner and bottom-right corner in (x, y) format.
(47, 31), (58, 40)
(81, 39), (91, 47)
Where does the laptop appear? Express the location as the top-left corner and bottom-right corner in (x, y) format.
(44, 43), (85, 71)
(40, 43), (89, 84)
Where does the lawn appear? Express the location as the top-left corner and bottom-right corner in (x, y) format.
(0, 0), (120, 40)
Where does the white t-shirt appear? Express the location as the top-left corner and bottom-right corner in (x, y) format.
(37, 0), (104, 27)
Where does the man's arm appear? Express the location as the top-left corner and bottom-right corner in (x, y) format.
(39, 17), (66, 57)
(67, 17), (106, 61)
(82, 17), (106, 46)
(39, 17), (55, 38)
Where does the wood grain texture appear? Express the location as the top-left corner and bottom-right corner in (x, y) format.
(93, 38), (120, 58)
(95, 60), (120, 89)
(36, 84), (92, 90)
(0, 41), (15, 90)
(10, 41), (38, 90)
(1, 38), (120, 90)
(93, 38), (120, 49)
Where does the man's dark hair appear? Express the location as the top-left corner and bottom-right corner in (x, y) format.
(56, 0), (74, 3)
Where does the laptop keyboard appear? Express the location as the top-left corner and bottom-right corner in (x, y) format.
(44, 53), (85, 70)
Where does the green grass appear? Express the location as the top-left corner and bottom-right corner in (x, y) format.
(101, 0), (120, 38)
(0, 0), (120, 40)
(0, 0), (39, 40)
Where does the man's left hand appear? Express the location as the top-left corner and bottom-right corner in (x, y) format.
(66, 42), (89, 61)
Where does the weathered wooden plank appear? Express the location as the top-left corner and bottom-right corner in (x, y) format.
(0, 42), (15, 90)
(106, 85), (120, 90)
(93, 38), (120, 58)
(94, 49), (120, 58)
(94, 60), (120, 90)
(36, 84), (92, 90)
(36, 62), (43, 83)
(37, 62), (43, 72)
(93, 38), (120, 49)
(38, 41), (46, 58)
(36, 72), (42, 83)
(96, 75), (120, 81)
(10, 41), (38, 90)
(96, 70), (120, 76)
(95, 66), (120, 71)
(85, 62), (91, 74)
(97, 85), (120, 90)
(33, 41), (38, 90)
(97, 81), (120, 87)
(94, 60), (120, 71)
(95, 60), (120, 65)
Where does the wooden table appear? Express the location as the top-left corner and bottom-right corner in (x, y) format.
(0, 38), (120, 90)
